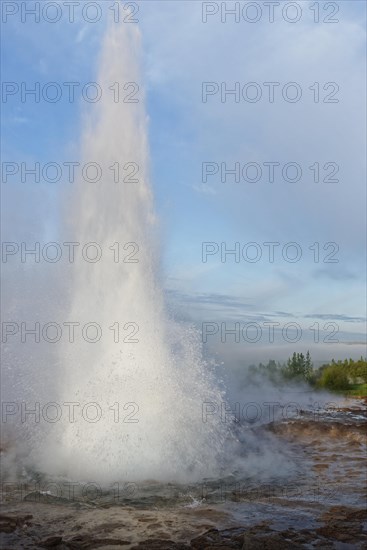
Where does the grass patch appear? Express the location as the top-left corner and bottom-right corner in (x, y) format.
(344, 383), (367, 397)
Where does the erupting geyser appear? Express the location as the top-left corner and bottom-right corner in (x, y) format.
(34, 18), (228, 484)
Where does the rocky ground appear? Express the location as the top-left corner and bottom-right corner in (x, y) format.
(0, 504), (366, 549)
(1, 399), (366, 549)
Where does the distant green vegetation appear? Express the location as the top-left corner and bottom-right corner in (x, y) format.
(249, 354), (367, 396)
(315, 358), (367, 394)
(344, 383), (367, 397)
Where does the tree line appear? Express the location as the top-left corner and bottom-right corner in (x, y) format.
(249, 353), (367, 392)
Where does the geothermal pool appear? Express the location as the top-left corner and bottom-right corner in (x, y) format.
(1, 399), (366, 548)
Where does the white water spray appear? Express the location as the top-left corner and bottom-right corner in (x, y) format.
(36, 19), (228, 484)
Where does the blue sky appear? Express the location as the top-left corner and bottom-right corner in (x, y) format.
(1, 0), (366, 364)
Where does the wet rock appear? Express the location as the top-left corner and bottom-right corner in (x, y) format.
(40, 536), (63, 547)
(130, 541), (190, 549)
(316, 505), (367, 544)
(242, 533), (303, 549)
(65, 534), (130, 548)
(190, 527), (246, 548)
(190, 526), (306, 549)
(190, 524), (323, 549)
(0, 513), (33, 533)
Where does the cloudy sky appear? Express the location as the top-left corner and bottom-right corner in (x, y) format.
(2, 0), (366, 364)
